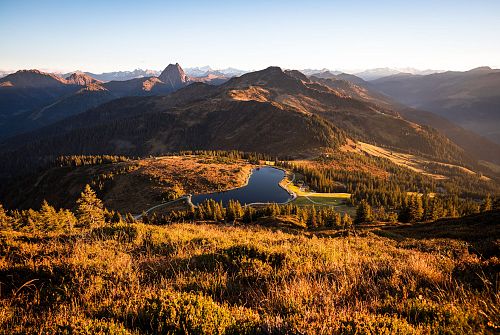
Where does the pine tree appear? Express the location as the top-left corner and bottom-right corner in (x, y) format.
(334, 212), (342, 228)
(481, 194), (492, 212)
(59, 209), (77, 232)
(408, 196), (423, 222)
(76, 184), (105, 228)
(377, 206), (387, 222)
(213, 202), (223, 221)
(448, 205), (458, 218)
(39, 200), (59, 231)
(226, 200), (235, 222)
(242, 206), (255, 223)
(125, 213), (136, 223)
(398, 196), (410, 223)
(219, 201), (226, 220)
(204, 201), (213, 219)
(167, 184), (185, 200)
(423, 197), (441, 222)
(234, 200), (243, 220)
(112, 211), (122, 224)
(300, 209), (308, 225)
(355, 200), (372, 224)
(225, 200), (243, 222)
(310, 206), (317, 228)
(0, 204), (11, 229)
(196, 205), (205, 220)
(317, 209), (324, 227)
(342, 213), (352, 228)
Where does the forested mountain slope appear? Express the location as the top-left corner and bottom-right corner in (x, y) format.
(0, 67), (481, 177)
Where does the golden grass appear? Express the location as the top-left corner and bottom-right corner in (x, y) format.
(228, 86), (271, 102)
(137, 155), (251, 192)
(1, 220), (497, 334)
(282, 174), (353, 215)
(352, 141), (485, 180)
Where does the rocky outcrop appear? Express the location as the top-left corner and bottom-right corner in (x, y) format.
(65, 72), (102, 86)
(158, 63), (189, 90)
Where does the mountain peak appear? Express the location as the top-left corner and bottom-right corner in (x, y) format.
(158, 63), (189, 89)
(0, 69), (67, 88)
(226, 66), (308, 93)
(243, 66), (285, 79)
(65, 72), (101, 86)
(467, 66), (493, 73)
(262, 66), (283, 74)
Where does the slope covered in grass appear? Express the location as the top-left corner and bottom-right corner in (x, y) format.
(1, 216), (498, 334)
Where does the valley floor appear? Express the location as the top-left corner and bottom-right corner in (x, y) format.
(1, 213), (498, 334)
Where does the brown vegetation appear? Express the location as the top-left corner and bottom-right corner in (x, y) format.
(1, 210), (498, 334)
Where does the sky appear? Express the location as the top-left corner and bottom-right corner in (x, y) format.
(1, 0), (499, 73)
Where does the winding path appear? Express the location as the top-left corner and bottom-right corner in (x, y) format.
(302, 194), (328, 205)
(133, 195), (191, 219)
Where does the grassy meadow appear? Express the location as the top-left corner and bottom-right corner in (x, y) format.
(284, 174), (354, 215)
(1, 215), (498, 334)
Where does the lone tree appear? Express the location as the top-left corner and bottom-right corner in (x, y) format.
(355, 200), (373, 224)
(76, 185), (105, 228)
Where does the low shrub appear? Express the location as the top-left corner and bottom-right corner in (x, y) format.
(338, 314), (417, 335)
(53, 318), (134, 335)
(138, 290), (235, 334)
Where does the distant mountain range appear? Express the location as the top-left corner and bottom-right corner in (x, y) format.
(184, 66), (247, 78)
(371, 67), (500, 144)
(298, 68), (443, 80)
(353, 67), (444, 81)
(0, 64), (499, 178)
(55, 67), (247, 82)
(0, 66), (445, 82)
(77, 69), (160, 82)
(1, 65), (486, 175)
(0, 64), (228, 139)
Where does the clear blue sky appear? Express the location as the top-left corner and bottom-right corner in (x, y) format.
(1, 0), (499, 72)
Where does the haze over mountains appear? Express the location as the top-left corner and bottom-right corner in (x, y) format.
(308, 70), (500, 162)
(371, 67), (500, 144)
(354, 68), (444, 81)
(1, 62), (499, 178)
